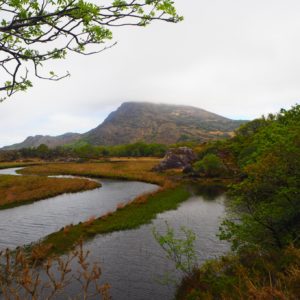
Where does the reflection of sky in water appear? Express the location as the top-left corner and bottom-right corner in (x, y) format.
(0, 168), (158, 249)
(0, 168), (229, 300)
(62, 193), (229, 300)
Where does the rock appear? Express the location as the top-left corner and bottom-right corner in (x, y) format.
(183, 164), (194, 174)
(153, 147), (197, 171)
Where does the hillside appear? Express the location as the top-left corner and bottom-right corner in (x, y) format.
(3, 102), (246, 149)
(83, 102), (246, 145)
(3, 133), (81, 150)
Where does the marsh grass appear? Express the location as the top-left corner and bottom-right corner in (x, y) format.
(0, 175), (100, 209)
(18, 160), (166, 185)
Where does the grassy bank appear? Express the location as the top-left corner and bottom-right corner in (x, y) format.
(31, 185), (190, 258)
(0, 161), (42, 169)
(0, 175), (100, 209)
(19, 160), (166, 185)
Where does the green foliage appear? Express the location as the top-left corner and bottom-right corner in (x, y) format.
(220, 104), (300, 251)
(153, 222), (197, 275)
(0, 0), (182, 98)
(176, 246), (300, 300)
(193, 153), (226, 177)
(99, 142), (167, 157)
(0, 141), (167, 161)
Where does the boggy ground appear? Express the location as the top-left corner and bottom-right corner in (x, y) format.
(0, 175), (100, 209)
(18, 159), (166, 185)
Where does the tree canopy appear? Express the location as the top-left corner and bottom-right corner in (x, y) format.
(220, 104), (300, 251)
(0, 0), (182, 99)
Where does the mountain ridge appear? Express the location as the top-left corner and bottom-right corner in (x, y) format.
(3, 102), (247, 150)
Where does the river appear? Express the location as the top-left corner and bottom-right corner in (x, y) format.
(0, 167), (229, 299)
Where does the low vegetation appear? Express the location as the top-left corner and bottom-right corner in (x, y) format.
(176, 246), (300, 299)
(0, 175), (100, 209)
(19, 159), (166, 185)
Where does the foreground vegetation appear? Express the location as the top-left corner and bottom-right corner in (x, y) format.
(177, 105), (300, 299)
(0, 175), (100, 209)
(176, 246), (300, 299)
(0, 242), (110, 300)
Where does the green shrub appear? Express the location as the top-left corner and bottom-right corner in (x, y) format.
(193, 154), (226, 177)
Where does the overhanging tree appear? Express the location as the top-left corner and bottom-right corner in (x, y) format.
(0, 0), (182, 99)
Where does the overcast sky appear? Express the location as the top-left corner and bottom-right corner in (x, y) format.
(1, 0), (300, 147)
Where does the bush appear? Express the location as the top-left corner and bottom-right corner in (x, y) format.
(193, 154), (226, 177)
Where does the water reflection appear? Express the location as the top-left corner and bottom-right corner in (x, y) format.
(0, 168), (158, 249)
(63, 189), (229, 300)
(188, 182), (227, 200)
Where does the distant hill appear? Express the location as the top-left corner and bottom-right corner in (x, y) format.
(3, 133), (81, 150)
(83, 102), (246, 145)
(3, 102), (247, 149)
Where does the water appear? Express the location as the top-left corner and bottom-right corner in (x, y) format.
(0, 167), (229, 299)
(0, 168), (158, 249)
(63, 189), (229, 300)
(0, 167), (22, 175)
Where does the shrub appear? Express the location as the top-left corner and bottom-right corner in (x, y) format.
(193, 154), (226, 177)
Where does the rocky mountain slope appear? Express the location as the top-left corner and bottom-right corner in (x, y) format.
(83, 102), (246, 145)
(3, 102), (246, 149)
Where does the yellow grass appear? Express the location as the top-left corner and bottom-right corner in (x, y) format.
(0, 161), (43, 169)
(19, 160), (167, 185)
(0, 175), (100, 209)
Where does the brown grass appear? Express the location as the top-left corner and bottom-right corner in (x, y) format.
(0, 175), (100, 209)
(0, 161), (43, 169)
(19, 160), (167, 185)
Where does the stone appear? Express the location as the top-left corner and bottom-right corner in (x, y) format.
(153, 147), (197, 171)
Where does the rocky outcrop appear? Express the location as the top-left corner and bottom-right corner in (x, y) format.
(153, 147), (197, 171)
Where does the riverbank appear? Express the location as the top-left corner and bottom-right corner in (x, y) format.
(0, 175), (100, 210)
(29, 184), (190, 259)
(0, 161), (41, 169)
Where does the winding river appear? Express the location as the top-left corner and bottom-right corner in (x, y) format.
(0, 167), (229, 299)
(0, 168), (158, 249)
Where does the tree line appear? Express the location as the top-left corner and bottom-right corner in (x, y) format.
(0, 142), (168, 161)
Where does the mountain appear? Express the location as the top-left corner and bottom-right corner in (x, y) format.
(83, 102), (246, 145)
(3, 133), (81, 150)
(3, 102), (247, 149)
